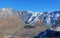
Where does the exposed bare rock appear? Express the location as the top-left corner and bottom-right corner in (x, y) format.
(12, 18), (47, 38)
(1, 8), (60, 38)
(0, 14), (25, 33)
(35, 18), (47, 31)
(0, 34), (4, 38)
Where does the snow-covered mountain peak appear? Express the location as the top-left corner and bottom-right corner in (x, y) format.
(0, 8), (60, 28)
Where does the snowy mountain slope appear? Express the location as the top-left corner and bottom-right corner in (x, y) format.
(0, 8), (60, 38)
(0, 8), (60, 31)
(15, 9), (60, 27)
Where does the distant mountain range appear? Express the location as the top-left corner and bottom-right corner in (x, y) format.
(0, 8), (60, 38)
(18, 9), (60, 27)
(0, 8), (60, 27)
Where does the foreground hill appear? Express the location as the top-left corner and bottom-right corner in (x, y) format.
(0, 8), (26, 38)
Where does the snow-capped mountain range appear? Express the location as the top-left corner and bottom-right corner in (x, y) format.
(19, 10), (60, 27)
(0, 8), (60, 27)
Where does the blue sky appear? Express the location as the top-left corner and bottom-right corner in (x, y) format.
(0, 0), (60, 12)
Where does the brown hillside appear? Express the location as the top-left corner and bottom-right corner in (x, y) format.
(0, 14), (25, 33)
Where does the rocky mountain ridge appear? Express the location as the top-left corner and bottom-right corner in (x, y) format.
(0, 8), (60, 38)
